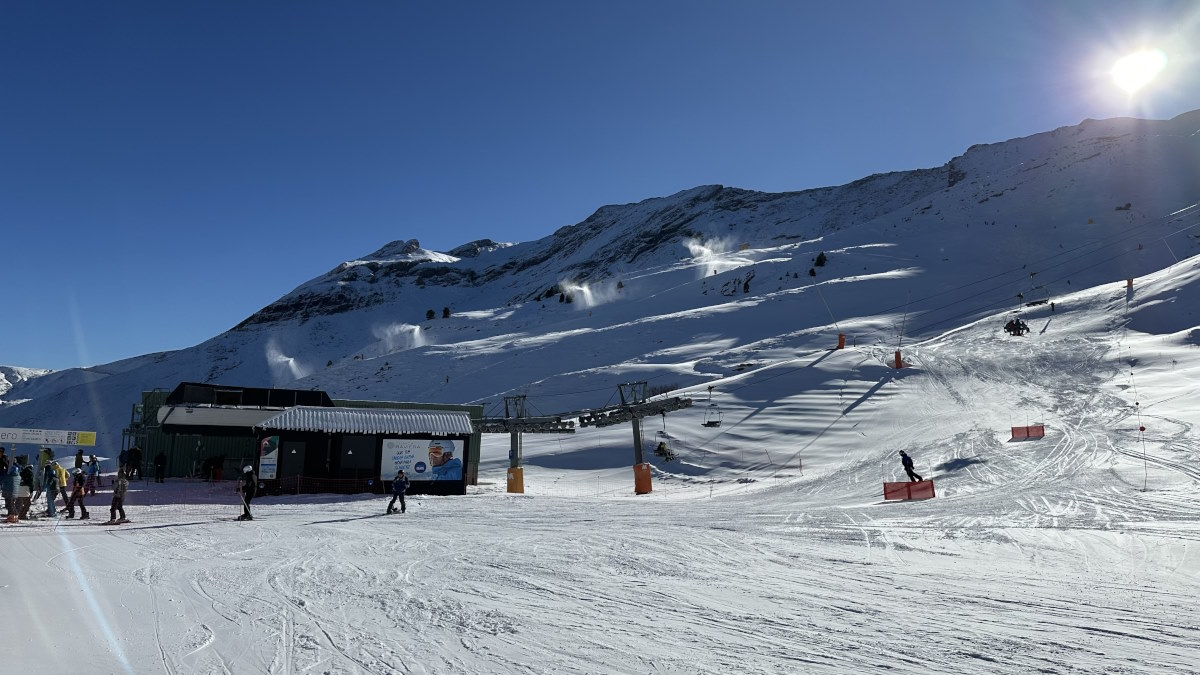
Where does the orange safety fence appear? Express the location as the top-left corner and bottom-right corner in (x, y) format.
(1010, 425), (1046, 440)
(883, 480), (936, 500)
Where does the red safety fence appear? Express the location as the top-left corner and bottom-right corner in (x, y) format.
(1010, 425), (1046, 440)
(883, 480), (936, 500)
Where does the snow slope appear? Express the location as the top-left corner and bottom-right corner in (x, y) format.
(4, 251), (1200, 674)
(2, 110), (1199, 673)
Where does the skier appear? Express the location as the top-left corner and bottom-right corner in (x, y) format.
(236, 464), (257, 521)
(105, 469), (129, 524)
(54, 461), (70, 508)
(387, 469), (409, 514)
(74, 449), (84, 471)
(2, 452), (18, 522)
(16, 457), (34, 520)
(154, 450), (167, 483)
(85, 454), (101, 494)
(65, 467), (90, 520)
(32, 448), (52, 504)
(41, 461), (59, 518)
(898, 450), (923, 482)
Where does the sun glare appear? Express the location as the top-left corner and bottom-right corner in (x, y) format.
(1111, 49), (1167, 94)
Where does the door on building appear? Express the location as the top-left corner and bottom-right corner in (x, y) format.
(279, 441), (306, 478)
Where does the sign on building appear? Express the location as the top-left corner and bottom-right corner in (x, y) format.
(0, 428), (97, 447)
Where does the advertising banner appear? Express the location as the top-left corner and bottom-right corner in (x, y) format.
(381, 438), (462, 481)
(259, 436), (280, 480)
(0, 428), (97, 447)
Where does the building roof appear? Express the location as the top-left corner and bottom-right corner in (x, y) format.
(159, 405), (284, 433)
(255, 406), (475, 436)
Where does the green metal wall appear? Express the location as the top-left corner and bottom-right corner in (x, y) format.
(124, 391), (483, 483)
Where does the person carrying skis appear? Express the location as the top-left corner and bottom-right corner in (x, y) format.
(387, 469), (409, 514)
(41, 461), (59, 517)
(106, 469), (129, 524)
(236, 464), (257, 521)
(898, 450), (923, 482)
(65, 467), (90, 520)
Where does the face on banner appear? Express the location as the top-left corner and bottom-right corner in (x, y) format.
(259, 436), (279, 480)
(381, 438), (462, 481)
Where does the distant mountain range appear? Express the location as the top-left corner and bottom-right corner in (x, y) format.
(3, 109), (1198, 456)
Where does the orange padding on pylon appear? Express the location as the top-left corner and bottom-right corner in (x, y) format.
(883, 481), (936, 500)
(1010, 425), (1045, 440)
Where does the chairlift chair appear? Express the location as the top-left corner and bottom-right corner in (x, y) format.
(653, 425), (677, 462)
(702, 403), (723, 428)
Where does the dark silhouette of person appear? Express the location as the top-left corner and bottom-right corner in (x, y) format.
(388, 470), (409, 514)
(899, 450), (923, 482)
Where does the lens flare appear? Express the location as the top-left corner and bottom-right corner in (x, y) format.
(1111, 49), (1167, 94)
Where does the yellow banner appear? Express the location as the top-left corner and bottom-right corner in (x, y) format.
(0, 428), (97, 447)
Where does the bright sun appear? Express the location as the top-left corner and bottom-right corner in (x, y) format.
(1111, 49), (1167, 94)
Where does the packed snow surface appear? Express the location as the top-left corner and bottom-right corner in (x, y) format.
(5, 268), (1199, 673)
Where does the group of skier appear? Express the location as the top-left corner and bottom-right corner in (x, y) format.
(1, 446), (132, 524)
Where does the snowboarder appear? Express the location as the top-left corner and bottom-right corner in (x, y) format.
(899, 450), (923, 482)
(106, 469), (129, 524)
(236, 464), (256, 521)
(387, 470), (409, 514)
(65, 467), (89, 519)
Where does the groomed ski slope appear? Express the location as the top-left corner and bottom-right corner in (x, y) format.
(4, 265), (1200, 674)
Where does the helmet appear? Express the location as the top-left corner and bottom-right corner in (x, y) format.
(243, 465), (253, 473)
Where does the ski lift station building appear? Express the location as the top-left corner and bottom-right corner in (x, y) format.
(124, 382), (482, 496)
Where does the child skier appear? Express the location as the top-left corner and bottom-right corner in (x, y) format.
(387, 469), (409, 514)
(105, 469), (129, 524)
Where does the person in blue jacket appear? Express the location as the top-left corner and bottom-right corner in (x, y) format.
(387, 470), (409, 514)
(41, 462), (59, 517)
(899, 450), (923, 482)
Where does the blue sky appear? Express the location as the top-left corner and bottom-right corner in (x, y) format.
(2, 1), (1197, 371)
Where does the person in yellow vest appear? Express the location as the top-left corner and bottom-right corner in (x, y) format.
(53, 461), (70, 510)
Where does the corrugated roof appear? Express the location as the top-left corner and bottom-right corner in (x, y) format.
(256, 406), (475, 435)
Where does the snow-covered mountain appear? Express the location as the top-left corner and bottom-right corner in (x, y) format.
(2, 109), (1198, 456)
